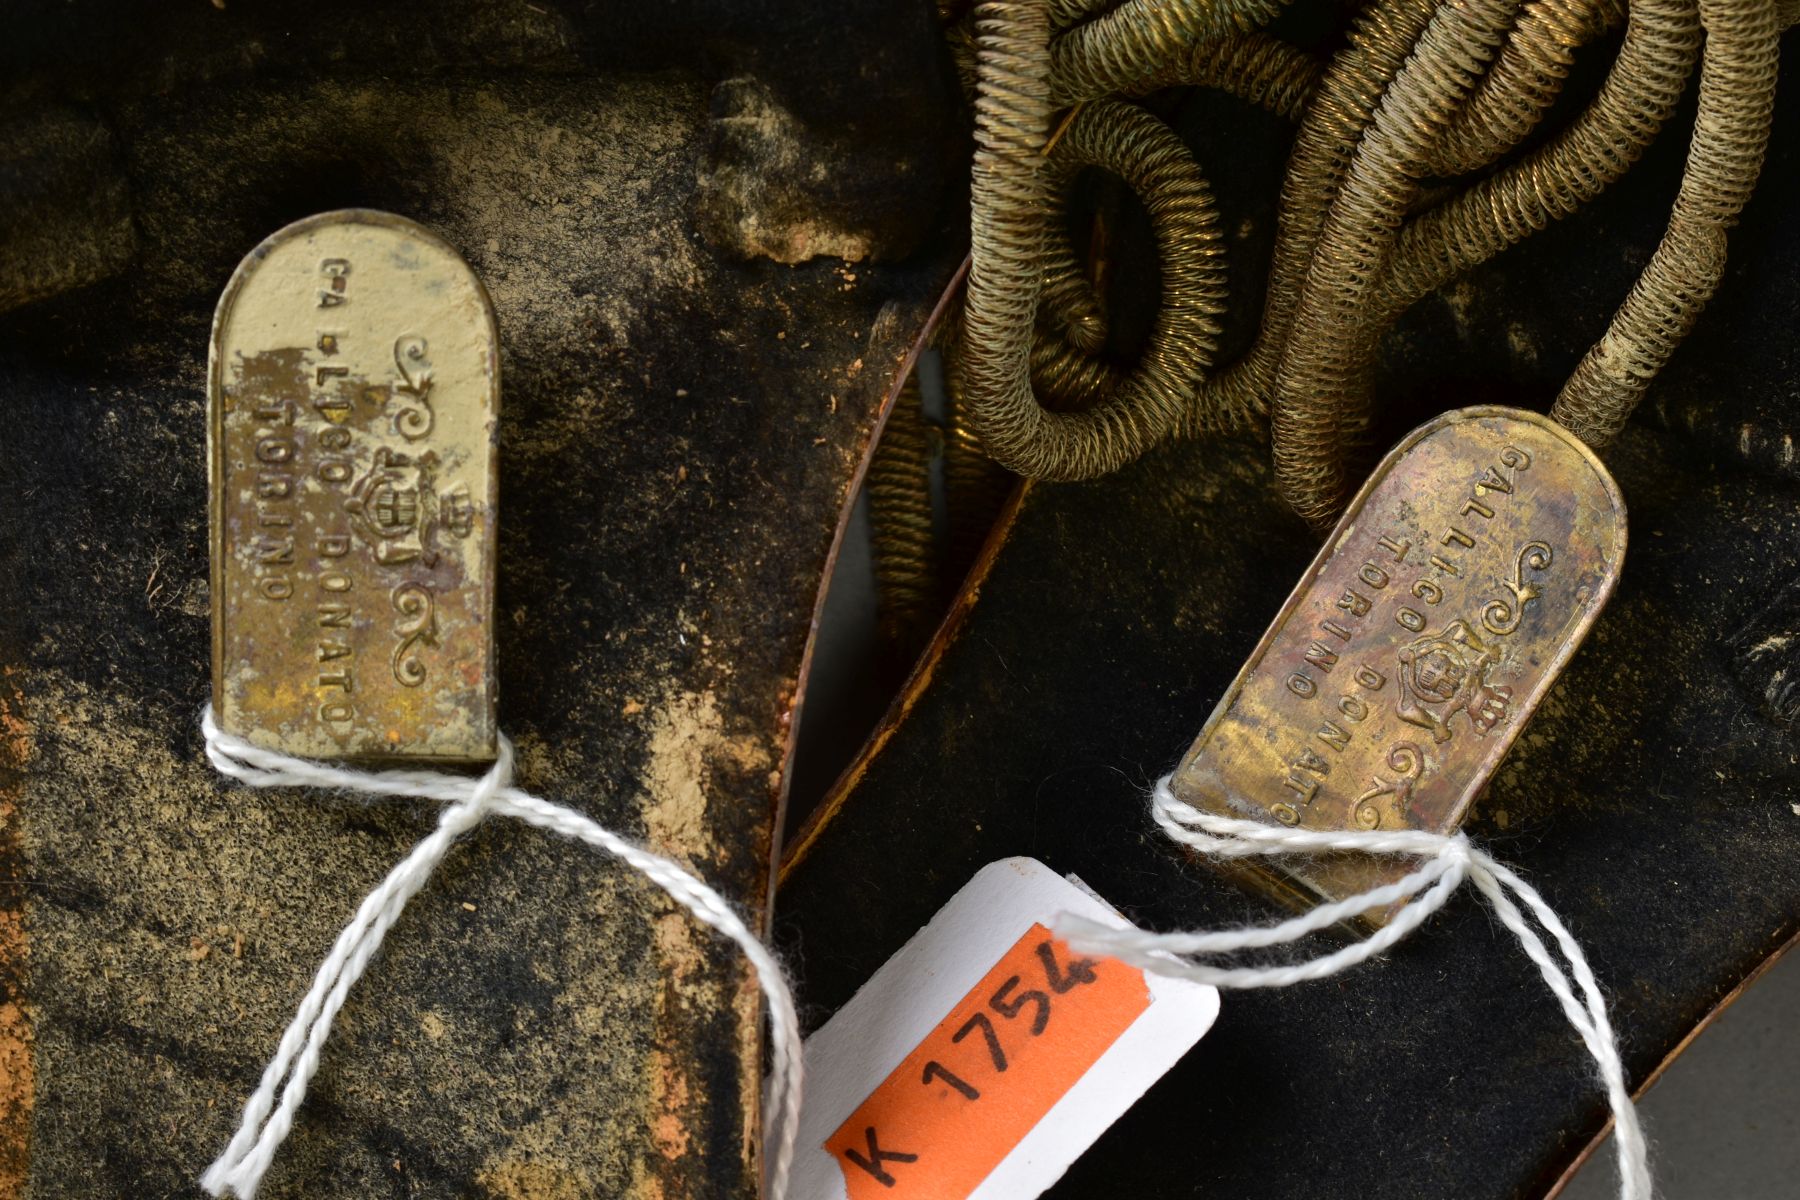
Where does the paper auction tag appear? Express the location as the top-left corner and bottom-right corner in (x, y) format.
(790, 858), (1219, 1200)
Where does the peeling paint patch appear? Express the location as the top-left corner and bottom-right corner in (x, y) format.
(697, 77), (877, 265)
(649, 1049), (693, 1160)
(0, 668), (32, 1198)
(642, 689), (772, 864)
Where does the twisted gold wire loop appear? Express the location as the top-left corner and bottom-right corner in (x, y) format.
(1236, 0), (1704, 522)
(1273, 0), (1530, 529)
(1050, 0), (1295, 103)
(1424, 0), (1626, 178)
(1032, 93), (1239, 396)
(1383, 0), (1703, 312)
(966, 0), (1229, 480)
(1552, 0), (1783, 443)
(868, 373), (942, 653)
(940, 0), (1785, 532)
(1181, 0), (1437, 438)
(971, 29), (1323, 431)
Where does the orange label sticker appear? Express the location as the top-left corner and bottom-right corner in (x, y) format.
(824, 923), (1151, 1199)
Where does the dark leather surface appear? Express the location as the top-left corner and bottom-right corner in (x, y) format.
(778, 36), (1800, 1197)
(779, 418), (1800, 1198)
(0, 2), (958, 1194)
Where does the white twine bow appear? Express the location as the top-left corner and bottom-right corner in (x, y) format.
(197, 705), (803, 1200)
(1054, 776), (1652, 1200)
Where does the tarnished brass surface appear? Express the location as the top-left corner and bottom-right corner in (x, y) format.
(210, 210), (497, 761)
(1171, 407), (1625, 909)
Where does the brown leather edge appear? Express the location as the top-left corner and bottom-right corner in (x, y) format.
(766, 252), (975, 909)
(777, 254), (1042, 882)
(1542, 924), (1800, 1199)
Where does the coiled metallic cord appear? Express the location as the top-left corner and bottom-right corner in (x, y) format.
(1425, 0), (1626, 178)
(868, 371), (943, 656)
(964, 1), (1229, 480)
(1552, 0), (1783, 442)
(1383, 0), (1703, 314)
(1272, 0), (1532, 527)
(950, 0), (1784, 527)
(867, 0), (1787, 635)
(1187, 0), (1440, 436)
(1050, 0), (1296, 103)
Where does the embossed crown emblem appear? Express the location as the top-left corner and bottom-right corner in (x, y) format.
(345, 449), (473, 567)
(439, 482), (473, 538)
(1395, 620), (1512, 743)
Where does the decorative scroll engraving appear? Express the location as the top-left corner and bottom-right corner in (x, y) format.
(391, 583), (439, 687)
(1482, 541), (1553, 636)
(1353, 742), (1425, 829)
(393, 334), (434, 440)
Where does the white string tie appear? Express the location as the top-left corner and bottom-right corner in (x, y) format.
(196, 705), (803, 1200)
(1054, 775), (1652, 1200)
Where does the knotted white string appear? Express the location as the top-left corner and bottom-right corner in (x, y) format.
(196, 705), (803, 1200)
(1054, 776), (1652, 1200)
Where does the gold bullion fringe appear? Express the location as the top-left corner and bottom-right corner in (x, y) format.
(962, 2), (1230, 481)
(1551, 0), (1784, 443)
(868, 371), (943, 658)
(871, 0), (1786, 648)
(1271, 0), (1536, 529)
(924, 0), (1789, 531)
